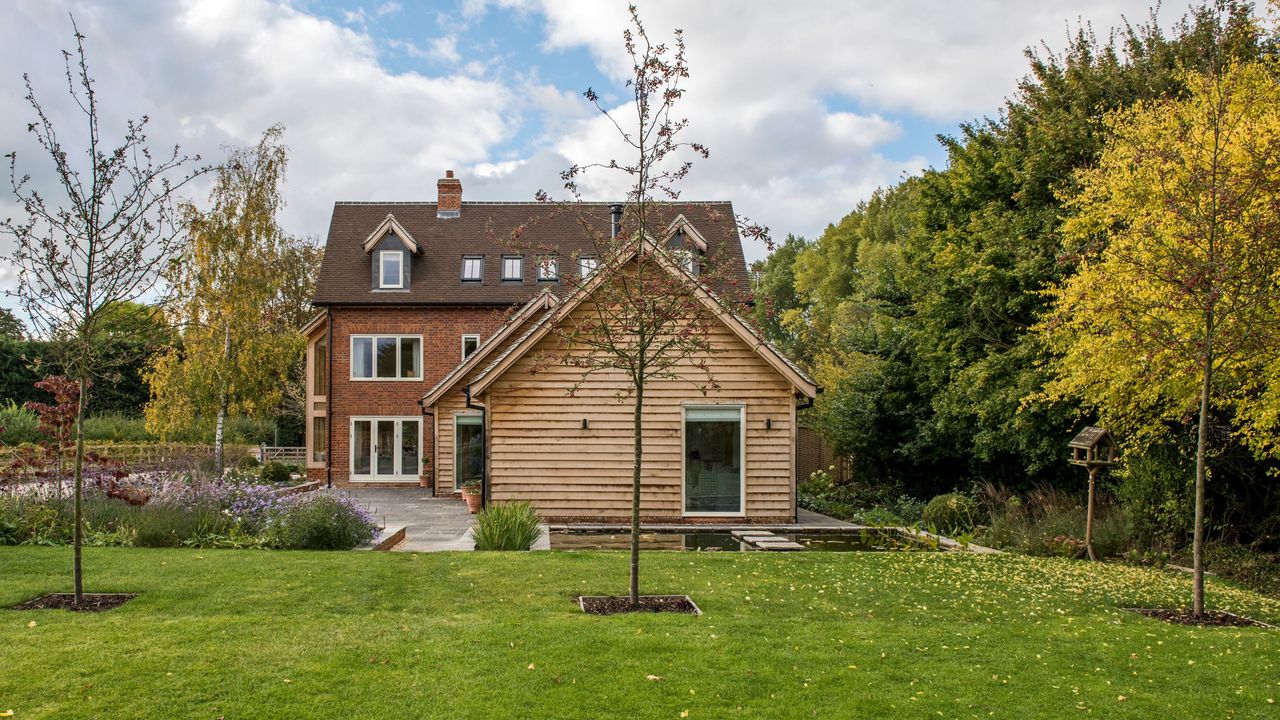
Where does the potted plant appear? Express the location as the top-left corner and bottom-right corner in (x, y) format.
(419, 457), (431, 489)
(461, 480), (483, 513)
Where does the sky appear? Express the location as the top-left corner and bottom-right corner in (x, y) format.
(0, 0), (1173, 306)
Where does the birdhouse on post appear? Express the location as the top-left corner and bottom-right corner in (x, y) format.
(1069, 427), (1116, 468)
(1067, 426), (1116, 562)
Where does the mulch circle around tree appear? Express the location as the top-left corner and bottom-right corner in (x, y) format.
(579, 595), (702, 616)
(10, 593), (137, 613)
(1127, 607), (1274, 628)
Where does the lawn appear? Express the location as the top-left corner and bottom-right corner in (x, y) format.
(2, 548), (1279, 719)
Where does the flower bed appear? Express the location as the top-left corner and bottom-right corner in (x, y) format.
(0, 471), (378, 551)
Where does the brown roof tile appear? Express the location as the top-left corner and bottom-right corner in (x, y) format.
(312, 201), (750, 306)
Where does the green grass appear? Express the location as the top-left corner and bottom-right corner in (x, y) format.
(2, 548), (1279, 719)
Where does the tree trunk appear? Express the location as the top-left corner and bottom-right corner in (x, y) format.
(1192, 325), (1213, 617)
(630, 381), (644, 607)
(72, 370), (88, 605)
(214, 322), (231, 477)
(1084, 466), (1098, 561)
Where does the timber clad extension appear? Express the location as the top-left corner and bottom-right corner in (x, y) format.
(305, 171), (816, 523)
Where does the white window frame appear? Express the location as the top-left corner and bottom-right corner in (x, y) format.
(502, 255), (523, 281)
(680, 403), (746, 517)
(379, 250), (405, 289)
(537, 255), (558, 281)
(461, 256), (483, 282)
(349, 334), (423, 381)
(461, 334), (480, 359)
(579, 256), (598, 279)
(349, 416), (422, 482)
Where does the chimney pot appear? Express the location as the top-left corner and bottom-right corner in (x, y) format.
(438, 170), (462, 219)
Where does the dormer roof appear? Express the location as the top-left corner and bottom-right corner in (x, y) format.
(361, 214), (420, 254)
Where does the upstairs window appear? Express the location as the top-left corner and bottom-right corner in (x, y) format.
(502, 255), (523, 281)
(461, 256), (483, 282)
(537, 255), (559, 282)
(461, 334), (480, 359)
(379, 250), (404, 289)
(351, 335), (421, 380)
(579, 256), (598, 279)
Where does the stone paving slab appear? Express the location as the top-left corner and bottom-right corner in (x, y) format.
(346, 488), (474, 552)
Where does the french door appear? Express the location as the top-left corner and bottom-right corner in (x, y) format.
(350, 417), (420, 481)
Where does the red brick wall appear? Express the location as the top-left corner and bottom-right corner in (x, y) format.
(325, 305), (510, 488)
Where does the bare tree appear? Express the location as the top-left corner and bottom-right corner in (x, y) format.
(516, 6), (768, 607)
(1, 19), (206, 605)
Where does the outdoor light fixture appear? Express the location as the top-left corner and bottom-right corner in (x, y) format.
(766, 418), (772, 430)
(582, 418), (589, 429)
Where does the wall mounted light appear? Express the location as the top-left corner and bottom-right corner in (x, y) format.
(582, 418), (589, 430)
(765, 418), (772, 430)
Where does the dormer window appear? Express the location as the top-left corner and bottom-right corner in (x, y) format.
(537, 256), (559, 282)
(461, 256), (483, 282)
(379, 250), (404, 289)
(502, 255), (523, 282)
(579, 256), (598, 279)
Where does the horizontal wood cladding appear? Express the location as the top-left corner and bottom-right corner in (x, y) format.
(483, 303), (797, 521)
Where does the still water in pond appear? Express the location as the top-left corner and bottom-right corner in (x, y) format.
(549, 530), (938, 552)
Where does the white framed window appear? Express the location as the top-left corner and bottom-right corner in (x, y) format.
(461, 334), (480, 359)
(350, 416), (421, 481)
(461, 256), (483, 282)
(502, 255), (523, 281)
(379, 250), (404, 289)
(350, 335), (421, 380)
(454, 413), (484, 490)
(579, 256), (598, 279)
(537, 255), (558, 281)
(682, 404), (745, 516)
(675, 248), (697, 275)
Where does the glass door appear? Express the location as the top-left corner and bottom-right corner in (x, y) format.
(351, 418), (420, 481)
(683, 406), (744, 515)
(455, 414), (484, 490)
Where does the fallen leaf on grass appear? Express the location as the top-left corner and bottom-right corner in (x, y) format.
(1, 710), (13, 717)
(527, 663), (536, 670)
(26, 621), (36, 628)
(646, 675), (663, 682)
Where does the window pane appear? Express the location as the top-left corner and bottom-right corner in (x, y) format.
(538, 257), (558, 280)
(456, 415), (483, 490)
(353, 420), (371, 475)
(352, 337), (373, 378)
(462, 257), (482, 280)
(684, 411), (741, 513)
(580, 257), (597, 278)
(312, 416), (326, 463)
(380, 252), (402, 287)
(401, 420), (419, 476)
(376, 420), (396, 475)
(313, 338), (327, 395)
(399, 337), (420, 378)
(462, 336), (479, 359)
(503, 256), (522, 280)
(376, 337), (397, 377)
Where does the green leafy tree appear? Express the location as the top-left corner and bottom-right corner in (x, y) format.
(1040, 62), (1280, 615)
(0, 307), (25, 340)
(145, 125), (314, 474)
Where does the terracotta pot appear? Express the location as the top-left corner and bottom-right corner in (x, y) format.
(463, 489), (483, 513)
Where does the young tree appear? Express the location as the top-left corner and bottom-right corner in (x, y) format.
(519, 6), (766, 606)
(1040, 62), (1280, 616)
(23, 375), (83, 498)
(1, 22), (205, 604)
(145, 125), (314, 473)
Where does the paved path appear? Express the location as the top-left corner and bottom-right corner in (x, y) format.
(347, 489), (475, 552)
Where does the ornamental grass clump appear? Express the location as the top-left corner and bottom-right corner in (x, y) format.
(471, 501), (543, 551)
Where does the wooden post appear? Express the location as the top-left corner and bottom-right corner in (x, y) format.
(1084, 465), (1098, 561)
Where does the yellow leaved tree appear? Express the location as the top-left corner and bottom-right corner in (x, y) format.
(1039, 62), (1280, 616)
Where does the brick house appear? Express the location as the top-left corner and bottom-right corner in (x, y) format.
(304, 172), (816, 523)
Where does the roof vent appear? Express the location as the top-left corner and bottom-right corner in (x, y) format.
(438, 170), (462, 219)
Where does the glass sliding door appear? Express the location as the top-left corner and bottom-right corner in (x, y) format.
(683, 406), (744, 515)
(455, 414), (484, 490)
(350, 417), (420, 482)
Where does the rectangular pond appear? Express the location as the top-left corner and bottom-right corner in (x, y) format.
(549, 528), (942, 552)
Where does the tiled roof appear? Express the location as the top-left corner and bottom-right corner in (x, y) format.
(312, 201), (750, 306)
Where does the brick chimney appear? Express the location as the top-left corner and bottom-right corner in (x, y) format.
(437, 170), (462, 219)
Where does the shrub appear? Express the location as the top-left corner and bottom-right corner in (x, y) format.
(1114, 445), (1193, 546)
(0, 400), (41, 445)
(267, 493), (378, 550)
(81, 413), (153, 443)
(235, 454), (261, 470)
(259, 461), (292, 484)
(472, 501), (543, 551)
(922, 493), (979, 535)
